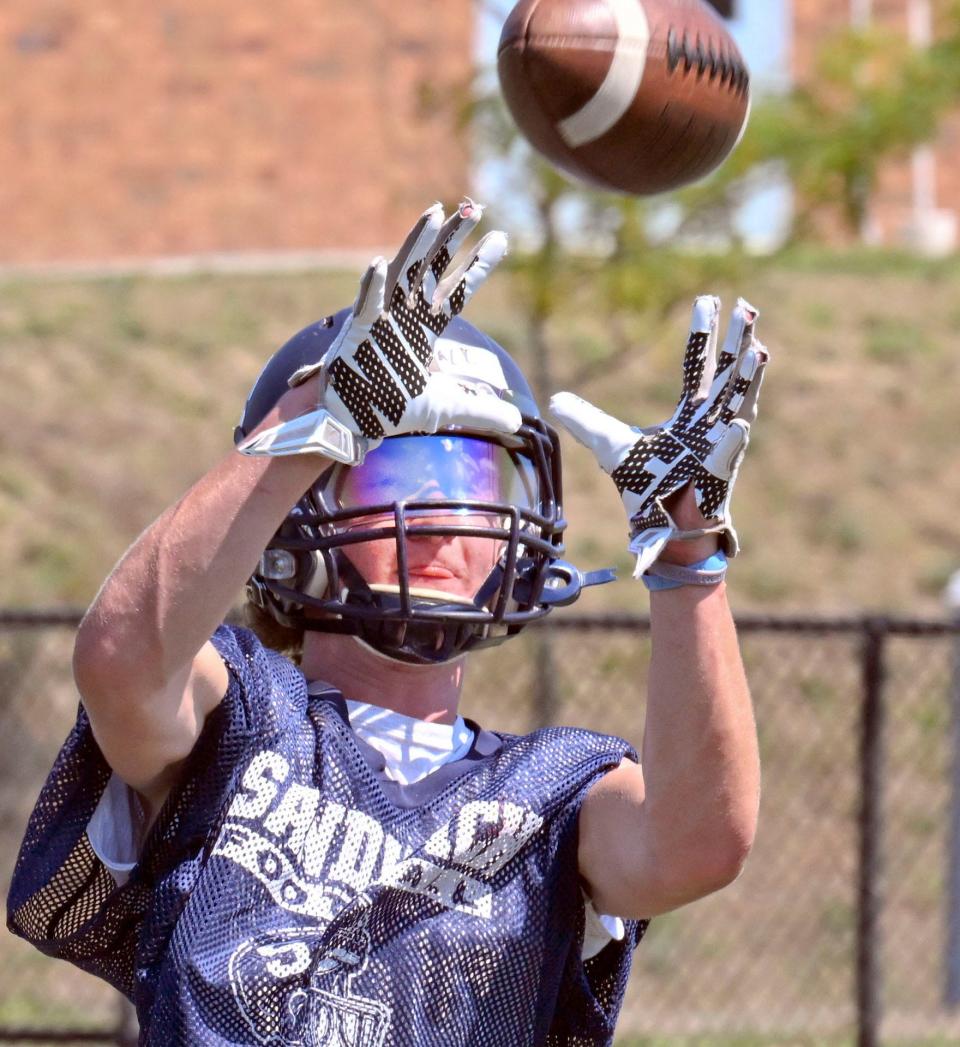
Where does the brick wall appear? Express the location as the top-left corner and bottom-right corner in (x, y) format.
(791, 0), (849, 88)
(0, 1), (472, 265)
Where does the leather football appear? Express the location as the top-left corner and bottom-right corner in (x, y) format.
(497, 0), (751, 195)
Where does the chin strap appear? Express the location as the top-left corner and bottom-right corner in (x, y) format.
(542, 563), (618, 606)
(510, 560), (617, 608)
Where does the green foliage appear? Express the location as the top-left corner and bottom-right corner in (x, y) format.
(737, 10), (960, 234)
(465, 9), (960, 387)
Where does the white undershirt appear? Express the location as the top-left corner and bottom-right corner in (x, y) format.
(86, 688), (625, 959)
(343, 696), (475, 786)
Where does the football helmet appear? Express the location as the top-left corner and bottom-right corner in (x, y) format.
(235, 310), (613, 663)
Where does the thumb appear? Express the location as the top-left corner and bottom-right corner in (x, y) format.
(702, 420), (750, 480)
(438, 394), (522, 435)
(549, 392), (638, 474)
(408, 374), (522, 435)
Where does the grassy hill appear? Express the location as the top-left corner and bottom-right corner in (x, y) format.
(1, 250), (958, 616)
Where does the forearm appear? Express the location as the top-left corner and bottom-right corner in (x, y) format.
(79, 451), (321, 684)
(642, 581), (760, 885)
(565, 296), (768, 914)
(77, 373), (330, 690)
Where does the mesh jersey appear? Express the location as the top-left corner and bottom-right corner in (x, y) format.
(7, 625), (649, 1046)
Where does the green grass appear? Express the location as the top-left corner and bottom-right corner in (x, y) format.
(616, 1039), (960, 1047)
(615, 1039), (848, 1047)
(776, 243), (960, 279)
(2, 255), (959, 615)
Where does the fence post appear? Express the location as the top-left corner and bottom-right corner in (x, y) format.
(857, 617), (887, 1047)
(115, 998), (138, 1047)
(533, 629), (558, 729)
(946, 571), (960, 1005)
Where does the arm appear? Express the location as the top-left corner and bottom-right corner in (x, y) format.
(576, 491), (760, 919)
(73, 381), (328, 821)
(75, 199), (515, 823)
(551, 296), (767, 919)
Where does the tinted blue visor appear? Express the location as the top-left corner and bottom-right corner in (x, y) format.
(326, 435), (540, 514)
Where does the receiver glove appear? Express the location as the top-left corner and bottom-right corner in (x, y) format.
(550, 296), (768, 577)
(239, 199), (519, 464)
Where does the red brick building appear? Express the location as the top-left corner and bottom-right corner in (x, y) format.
(3, 1), (955, 264)
(792, 0), (958, 252)
(0, 1), (472, 265)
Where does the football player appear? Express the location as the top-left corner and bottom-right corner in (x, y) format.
(8, 199), (765, 1045)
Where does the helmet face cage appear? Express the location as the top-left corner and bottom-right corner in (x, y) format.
(250, 418), (567, 663)
(240, 315), (572, 664)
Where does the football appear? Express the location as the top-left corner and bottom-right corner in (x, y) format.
(496, 0), (751, 196)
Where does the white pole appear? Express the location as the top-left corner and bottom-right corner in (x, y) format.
(908, 0), (933, 46)
(850, 0), (872, 27)
(907, 0), (941, 246)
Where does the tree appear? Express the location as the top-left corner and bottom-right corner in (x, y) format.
(718, 3), (960, 237)
(454, 3), (960, 389)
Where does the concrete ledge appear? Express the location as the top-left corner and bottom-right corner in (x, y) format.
(0, 248), (389, 282)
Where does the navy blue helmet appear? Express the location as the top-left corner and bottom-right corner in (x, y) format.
(236, 311), (609, 663)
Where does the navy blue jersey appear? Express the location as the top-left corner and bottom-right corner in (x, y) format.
(8, 625), (648, 1045)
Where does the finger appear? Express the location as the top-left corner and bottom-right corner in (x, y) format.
(352, 257), (388, 325)
(413, 198), (483, 302)
(734, 340), (769, 425)
(718, 297), (758, 372)
(681, 295), (721, 403)
(717, 343), (765, 423)
(435, 392), (523, 435)
(433, 230), (508, 318)
(441, 198), (485, 265)
(549, 391), (638, 474)
(702, 419), (750, 480)
(384, 203), (445, 301)
(703, 297), (760, 425)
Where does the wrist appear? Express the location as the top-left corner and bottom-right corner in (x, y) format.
(642, 550), (727, 591)
(232, 443), (325, 499)
(658, 533), (721, 565)
(254, 381), (321, 433)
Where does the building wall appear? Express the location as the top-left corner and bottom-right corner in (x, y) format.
(791, 0), (850, 88)
(0, 1), (472, 265)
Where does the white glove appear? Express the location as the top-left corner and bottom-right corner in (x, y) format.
(550, 296), (769, 577)
(239, 199), (520, 464)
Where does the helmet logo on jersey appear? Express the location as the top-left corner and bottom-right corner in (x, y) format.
(285, 901), (389, 1047)
(229, 904), (390, 1047)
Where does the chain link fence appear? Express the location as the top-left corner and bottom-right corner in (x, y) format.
(2, 611), (959, 1046)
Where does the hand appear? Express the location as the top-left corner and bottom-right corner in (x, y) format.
(239, 199), (519, 464)
(550, 296), (768, 577)
(659, 484), (720, 565)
